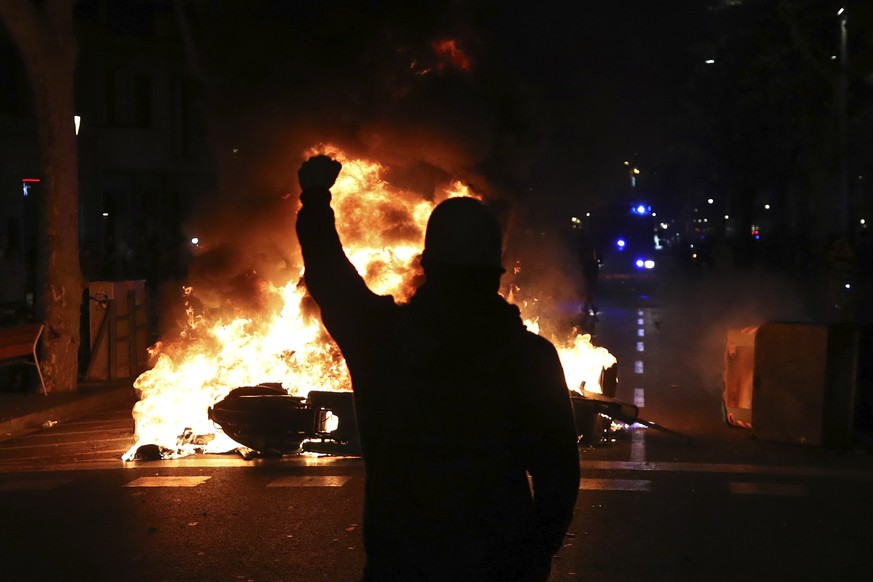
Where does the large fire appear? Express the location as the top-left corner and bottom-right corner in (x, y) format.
(122, 147), (615, 460)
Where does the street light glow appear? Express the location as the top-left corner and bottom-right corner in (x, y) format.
(837, 7), (845, 16)
(705, 59), (715, 64)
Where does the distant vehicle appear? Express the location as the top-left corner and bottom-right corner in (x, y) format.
(590, 202), (658, 279)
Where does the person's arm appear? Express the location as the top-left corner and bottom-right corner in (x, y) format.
(294, 155), (384, 330)
(524, 337), (581, 555)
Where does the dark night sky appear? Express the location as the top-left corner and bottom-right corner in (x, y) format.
(186, 0), (708, 224)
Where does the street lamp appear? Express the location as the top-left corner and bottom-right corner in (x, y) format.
(837, 7), (849, 232)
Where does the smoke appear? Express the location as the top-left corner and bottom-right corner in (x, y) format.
(502, 209), (584, 338)
(166, 1), (571, 329)
(656, 264), (813, 399)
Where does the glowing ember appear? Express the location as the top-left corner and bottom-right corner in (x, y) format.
(122, 146), (614, 460)
(432, 39), (472, 71)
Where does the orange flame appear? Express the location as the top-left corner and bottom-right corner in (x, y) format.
(432, 39), (472, 71)
(123, 146), (612, 460)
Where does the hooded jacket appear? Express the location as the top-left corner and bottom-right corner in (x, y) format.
(296, 187), (580, 581)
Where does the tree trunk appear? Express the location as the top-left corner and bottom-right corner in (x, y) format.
(0, 0), (83, 393)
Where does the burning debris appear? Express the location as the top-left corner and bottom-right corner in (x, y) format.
(572, 387), (693, 448)
(122, 146), (618, 462)
(207, 385), (361, 458)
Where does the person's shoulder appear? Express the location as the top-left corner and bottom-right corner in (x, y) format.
(519, 328), (560, 356)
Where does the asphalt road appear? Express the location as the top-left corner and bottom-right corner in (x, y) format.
(1, 259), (872, 581)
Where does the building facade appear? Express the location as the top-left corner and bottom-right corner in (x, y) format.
(0, 1), (214, 309)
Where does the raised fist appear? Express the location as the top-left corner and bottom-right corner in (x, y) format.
(298, 155), (342, 191)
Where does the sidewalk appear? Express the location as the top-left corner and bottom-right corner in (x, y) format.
(0, 381), (136, 443)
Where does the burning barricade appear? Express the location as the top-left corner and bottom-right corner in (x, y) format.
(122, 147), (621, 462)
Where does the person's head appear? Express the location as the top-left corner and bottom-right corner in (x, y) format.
(420, 197), (504, 294)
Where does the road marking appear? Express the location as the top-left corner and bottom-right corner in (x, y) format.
(0, 455), (365, 474)
(637, 309), (644, 317)
(581, 460), (873, 479)
(581, 478), (651, 491)
(634, 388), (645, 408)
(0, 451), (132, 470)
(636, 341), (644, 352)
(634, 360), (644, 374)
(124, 476), (211, 487)
(637, 318), (645, 325)
(630, 429), (646, 462)
(729, 482), (809, 496)
(11, 426), (133, 439)
(0, 479), (72, 492)
(268, 476), (351, 487)
(637, 329), (645, 337)
(0, 436), (134, 451)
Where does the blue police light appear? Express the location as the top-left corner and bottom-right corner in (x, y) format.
(631, 204), (652, 216)
(634, 258), (656, 270)
(616, 238), (626, 250)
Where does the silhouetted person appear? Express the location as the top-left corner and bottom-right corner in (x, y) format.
(295, 155), (580, 581)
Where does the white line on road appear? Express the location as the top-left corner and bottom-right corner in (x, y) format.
(637, 329), (645, 337)
(636, 341), (644, 352)
(634, 388), (645, 408)
(634, 360), (644, 374)
(268, 476), (351, 487)
(0, 479), (72, 491)
(0, 455), (365, 474)
(124, 476), (211, 487)
(729, 482), (809, 496)
(581, 461), (873, 479)
(0, 436), (135, 451)
(10, 426), (134, 439)
(581, 478), (651, 491)
(630, 429), (646, 463)
(5, 454), (868, 483)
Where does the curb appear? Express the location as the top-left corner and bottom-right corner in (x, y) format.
(0, 387), (136, 443)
